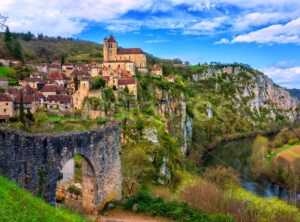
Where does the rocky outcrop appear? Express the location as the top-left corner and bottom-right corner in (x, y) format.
(155, 89), (192, 154)
(192, 65), (299, 122)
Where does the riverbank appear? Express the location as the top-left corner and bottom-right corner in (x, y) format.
(201, 135), (300, 207)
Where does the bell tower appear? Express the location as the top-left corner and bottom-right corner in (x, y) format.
(103, 35), (118, 62)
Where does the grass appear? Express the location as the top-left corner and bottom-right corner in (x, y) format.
(266, 144), (300, 162)
(225, 186), (300, 222)
(0, 175), (87, 222)
(0, 67), (15, 78)
(0, 67), (18, 85)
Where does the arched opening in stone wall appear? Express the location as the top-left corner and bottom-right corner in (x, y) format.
(56, 154), (96, 214)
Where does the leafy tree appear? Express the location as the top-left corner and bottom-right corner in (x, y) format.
(19, 91), (25, 124)
(91, 76), (105, 89)
(10, 39), (23, 61)
(60, 53), (65, 66)
(26, 108), (34, 122)
(74, 74), (79, 91)
(203, 166), (239, 188)
(124, 85), (129, 93)
(122, 144), (154, 197)
(250, 136), (269, 178)
(37, 33), (44, 40)
(4, 26), (11, 42)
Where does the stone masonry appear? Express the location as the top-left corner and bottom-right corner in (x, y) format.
(0, 123), (122, 211)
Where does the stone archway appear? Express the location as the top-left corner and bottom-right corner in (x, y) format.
(58, 154), (96, 213)
(0, 123), (122, 210)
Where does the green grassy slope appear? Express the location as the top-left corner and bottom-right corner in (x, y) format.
(0, 33), (103, 63)
(0, 176), (87, 222)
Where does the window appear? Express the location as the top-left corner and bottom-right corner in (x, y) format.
(5, 103), (8, 106)
(4, 109), (6, 113)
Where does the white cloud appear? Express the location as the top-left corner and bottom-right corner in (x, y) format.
(262, 66), (300, 89)
(232, 12), (294, 32)
(232, 18), (300, 44)
(1, 0), (300, 38)
(214, 38), (230, 44)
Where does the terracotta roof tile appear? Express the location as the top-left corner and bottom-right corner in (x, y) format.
(118, 78), (136, 85)
(0, 93), (13, 102)
(47, 71), (64, 80)
(41, 85), (65, 93)
(47, 95), (72, 104)
(107, 35), (117, 43)
(117, 48), (144, 54)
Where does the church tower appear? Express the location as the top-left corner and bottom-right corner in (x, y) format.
(103, 35), (118, 62)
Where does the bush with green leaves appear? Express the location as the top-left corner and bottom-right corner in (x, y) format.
(125, 192), (234, 222)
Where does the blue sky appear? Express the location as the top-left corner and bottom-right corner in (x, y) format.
(0, 0), (300, 89)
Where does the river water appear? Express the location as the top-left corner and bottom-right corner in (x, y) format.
(201, 137), (300, 206)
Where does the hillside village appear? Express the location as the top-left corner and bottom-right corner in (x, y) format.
(0, 36), (169, 122)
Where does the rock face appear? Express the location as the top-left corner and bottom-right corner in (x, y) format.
(192, 65), (299, 122)
(155, 89), (192, 154)
(0, 123), (122, 211)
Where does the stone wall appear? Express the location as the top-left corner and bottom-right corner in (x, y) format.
(0, 123), (122, 211)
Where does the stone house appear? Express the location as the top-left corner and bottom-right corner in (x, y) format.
(88, 62), (101, 77)
(0, 59), (10, 66)
(151, 65), (163, 76)
(40, 85), (66, 97)
(46, 95), (73, 111)
(14, 95), (40, 114)
(36, 63), (48, 73)
(19, 77), (40, 89)
(72, 79), (90, 110)
(0, 78), (9, 89)
(47, 71), (66, 87)
(118, 78), (137, 95)
(0, 93), (14, 119)
(62, 64), (75, 77)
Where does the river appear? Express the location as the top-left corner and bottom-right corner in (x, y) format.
(201, 137), (300, 206)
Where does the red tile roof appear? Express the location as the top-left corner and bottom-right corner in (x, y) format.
(5, 88), (19, 97)
(117, 48), (144, 54)
(0, 93), (13, 102)
(107, 35), (117, 43)
(14, 95), (38, 104)
(23, 77), (40, 82)
(47, 71), (64, 80)
(23, 85), (36, 95)
(41, 85), (65, 93)
(118, 78), (136, 85)
(0, 115), (9, 119)
(101, 76), (110, 81)
(47, 95), (72, 104)
(152, 66), (162, 71)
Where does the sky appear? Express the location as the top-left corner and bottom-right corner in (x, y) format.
(0, 0), (300, 89)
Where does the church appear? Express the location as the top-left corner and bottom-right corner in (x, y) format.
(102, 35), (147, 75)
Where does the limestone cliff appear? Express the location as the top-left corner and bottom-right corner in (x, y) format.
(192, 65), (299, 122)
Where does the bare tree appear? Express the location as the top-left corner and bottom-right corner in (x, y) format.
(0, 15), (8, 31)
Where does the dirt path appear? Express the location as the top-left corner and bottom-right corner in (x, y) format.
(98, 209), (173, 222)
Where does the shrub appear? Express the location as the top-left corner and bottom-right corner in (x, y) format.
(182, 181), (223, 213)
(125, 192), (234, 222)
(67, 186), (81, 196)
(288, 138), (300, 145)
(91, 76), (105, 89)
(202, 166), (239, 187)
